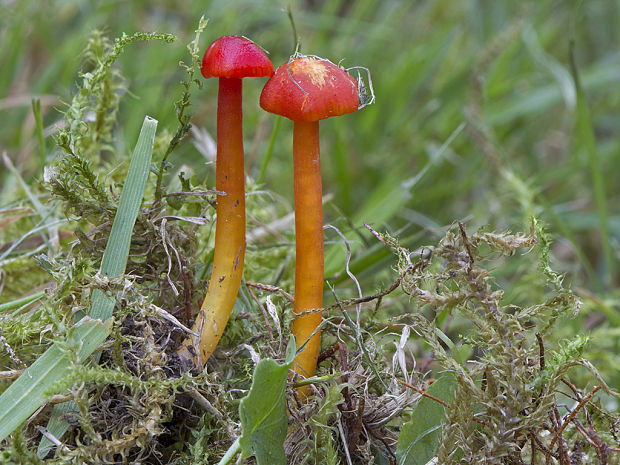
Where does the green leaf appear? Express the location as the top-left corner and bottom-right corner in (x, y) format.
(396, 373), (457, 465)
(0, 116), (157, 445)
(237, 338), (294, 465)
(452, 344), (473, 366)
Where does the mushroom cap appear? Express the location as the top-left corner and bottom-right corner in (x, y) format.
(201, 35), (274, 79)
(260, 56), (359, 122)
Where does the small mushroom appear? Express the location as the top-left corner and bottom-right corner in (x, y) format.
(179, 36), (274, 367)
(260, 56), (361, 394)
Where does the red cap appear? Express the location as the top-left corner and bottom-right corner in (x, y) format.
(201, 35), (274, 79)
(260, 56), (359, 122)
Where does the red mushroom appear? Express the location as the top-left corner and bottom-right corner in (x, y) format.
(260, 56), (361, 393)
(179, 36), (274, 367)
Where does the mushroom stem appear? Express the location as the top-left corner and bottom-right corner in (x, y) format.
(180, 77), (246, 366)
(291, 120), (323, 392)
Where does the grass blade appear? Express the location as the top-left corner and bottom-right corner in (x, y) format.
(32, 98), (46, 174)
(100, 116), (159, 279)
(37, 115), (158, 455)
(0, 116), (157, 444)
(0, 318), (112, 442)
(0, 291), (46, 313)
(257, 116), (281, 184)
(569, 43), (614, 287)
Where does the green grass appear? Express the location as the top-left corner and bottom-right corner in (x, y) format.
(0, 0), (619, 463)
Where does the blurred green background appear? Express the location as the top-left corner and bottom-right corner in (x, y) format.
(1, 0), (619, 381)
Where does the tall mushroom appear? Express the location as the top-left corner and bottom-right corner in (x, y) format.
(260, 56), (361, 392)
(178, 36), (274, 367)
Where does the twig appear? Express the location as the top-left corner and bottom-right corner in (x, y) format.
(550, 385), (600, 449)
(0, 369), (22, 380)
(397, 379), (490, 427)
(317, 343), (340, 364)
(323, 264), (412, 312)
(150, 303), (198, 336)
(350, 395), (365, 451)
(245, 283), (275, 342)
(186, 386), (235, 437)
(529, 430), (559, 461)
(587, 424), (611, 464)
(364, 421), (397, 465)
(164, 189), (225, 198)
(610, 418), (620, 447)
(565, 377), (620, 436)
(571, 418), (600, 448)
(187, 386), (221, 417)
(250, 236), (420, 318)
(552, 406), (572, 464)
(48, 393), (73, 405)
(364, 222), (413, 267)
(246, 281), (294, 303)
(397, 378), (451, 407)
(36, 426), (64, 449)
(458, 222), (475, 270)
(536, 332), (545, 370)
(338, 342), (353, 412)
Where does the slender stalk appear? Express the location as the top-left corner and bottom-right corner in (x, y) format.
(291, 121), (323, 394)
(179, 77), (246, 366)
(217, 437), (241, 465)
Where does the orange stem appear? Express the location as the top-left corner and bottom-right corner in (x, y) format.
(291, 120), (323, 395)
(179, 77), (246, 366)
